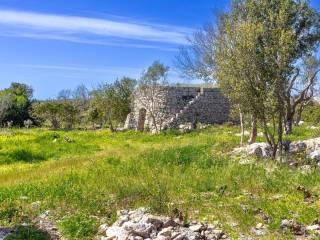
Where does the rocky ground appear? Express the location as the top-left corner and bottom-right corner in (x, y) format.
(98, 208), (229, 240)
(97, 208), (320, 240)
(234, 137), (320, 164)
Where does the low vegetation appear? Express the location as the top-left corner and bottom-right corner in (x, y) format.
(0, 124), (319, 239)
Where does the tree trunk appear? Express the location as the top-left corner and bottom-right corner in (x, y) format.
(107, 110), (115, 132)
(248, 114), (257, 144)
(284, 116), (293, 135)
(109, 121), (114, 132)
(239, 106), (244, 146)
(52, 119), (60, 130)
(191, 115), (197, 130)
(295, 104), (304, 125)
(277, 109), (284, 161)
(284, 107), (295, 135)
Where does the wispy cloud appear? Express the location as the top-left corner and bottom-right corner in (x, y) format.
(0, 9), (193, 47)
(0, 31), (178, 51)
(18, 64), (141, 75)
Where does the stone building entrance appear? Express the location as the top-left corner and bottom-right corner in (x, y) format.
(137, 108), (146, 131)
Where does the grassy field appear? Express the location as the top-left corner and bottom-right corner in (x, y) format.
(0, 125), (320, 239)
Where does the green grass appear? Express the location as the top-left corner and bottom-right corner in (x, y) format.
(0, 125), (319, 239)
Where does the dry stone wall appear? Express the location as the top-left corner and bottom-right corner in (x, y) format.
(125, 86), (230, 131)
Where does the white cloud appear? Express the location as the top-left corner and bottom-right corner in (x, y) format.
(0, 31), (178, 51)
(0, 9), (193, 46)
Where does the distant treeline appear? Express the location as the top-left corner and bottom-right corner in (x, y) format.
(0, 77), (136, 130)
(0, 61), (173, 130)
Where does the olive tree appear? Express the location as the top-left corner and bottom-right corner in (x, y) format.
(177, 0), (320, 158)
(285, 56), (320, 133)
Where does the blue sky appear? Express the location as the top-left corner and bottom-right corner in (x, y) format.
(0, 0), (319, 99)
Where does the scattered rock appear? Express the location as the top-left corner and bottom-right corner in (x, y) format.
(308, 126), (319, 130)
(98, 208), (229, 240)
(300, 165), (313, 174)
(310, 150), (320, 161)
(306, 224), (320, 231)
(98, 224), (108, 235)
(233, 137), (320, 164)
(247, 143), (272, 158)
(188, 224), (203, 232)
(19, 196), (28, 200)
(297, 185), (312, 201)
(280, 219), (306, 236)
(64, 137), (74, 143)
(31, 201), (41, 208)
(289, 141), (307, 154)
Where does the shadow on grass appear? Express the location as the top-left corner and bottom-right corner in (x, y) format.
(4, 225), (51, 240)
(0, 149), (47, 164)
(9, 150), (46, 163)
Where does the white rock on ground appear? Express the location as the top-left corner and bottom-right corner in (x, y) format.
(234, 137), (320, 161)
(247, 143), (272, 158)
(235, 130), (250, 137)
(301, 137), (320, 153)
(310, 150), (320, 161)
(289, 141), (307, 153)
(99, 208), (229, 240)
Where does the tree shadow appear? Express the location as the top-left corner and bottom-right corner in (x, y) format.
(7, 149), (46, 164)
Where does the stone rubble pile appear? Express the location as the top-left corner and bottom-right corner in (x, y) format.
(99, 208), (229, 240)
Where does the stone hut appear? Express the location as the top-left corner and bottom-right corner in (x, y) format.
(124, 86), (230, 131)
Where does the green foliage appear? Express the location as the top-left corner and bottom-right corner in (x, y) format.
(32, 100), (80, 129)
(0, 129), (100, 165)
(302, 104), (320, 124)
(59, 213), (98, 240)
(90, 77), (136, 127)
(178, 0), (320, 153)
(0, 83), (33, 126)
(140, 61), (169, 84)
(0, 126), (319, 239)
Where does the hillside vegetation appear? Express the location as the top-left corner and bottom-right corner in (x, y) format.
(0, 125), (320, 239)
